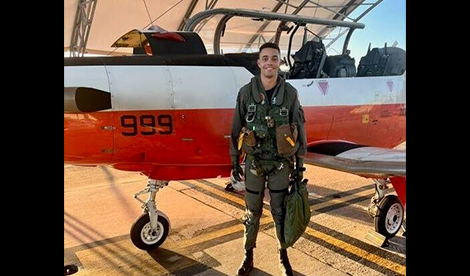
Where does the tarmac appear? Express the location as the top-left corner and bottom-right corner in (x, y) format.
(65, 145), (406, 276)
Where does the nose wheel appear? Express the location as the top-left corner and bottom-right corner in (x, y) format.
(131, 179), (171, 250)
(374, 195), (404, 238)
(130, 213), (170, 250)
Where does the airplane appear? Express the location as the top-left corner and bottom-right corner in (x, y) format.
(64, 8), (406, 251)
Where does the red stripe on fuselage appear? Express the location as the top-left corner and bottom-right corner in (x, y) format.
(64, 103), (405, 179)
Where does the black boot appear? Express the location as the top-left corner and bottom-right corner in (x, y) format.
(237, 248), (254, 276)
(279, 249), (294, 276)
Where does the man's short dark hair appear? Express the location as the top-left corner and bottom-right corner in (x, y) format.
(259, 42), (280, 54)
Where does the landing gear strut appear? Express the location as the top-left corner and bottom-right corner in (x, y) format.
(130, 179), (171, 250)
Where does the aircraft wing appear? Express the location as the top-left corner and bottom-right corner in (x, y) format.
(303, 145), (406, 206)
(303, 146), (406, 179)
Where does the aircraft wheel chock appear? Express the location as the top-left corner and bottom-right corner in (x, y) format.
(374, 195), (404, 238)
(130, 213), (169, 250)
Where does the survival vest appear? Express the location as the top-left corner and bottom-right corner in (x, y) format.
(242, 77), (298, 159)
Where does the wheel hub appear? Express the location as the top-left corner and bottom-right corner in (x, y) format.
(385, 203), (403, 233)
(141, 222), (163, 244)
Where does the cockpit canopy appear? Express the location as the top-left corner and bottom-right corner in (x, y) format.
(111, 28), (207, 56)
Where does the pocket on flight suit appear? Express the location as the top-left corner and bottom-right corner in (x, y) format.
(239, 127), (257, 154)
(242, 129), (257, 154)
(276, 124), (299, 158)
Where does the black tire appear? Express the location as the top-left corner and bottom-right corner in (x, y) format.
(130, 213), (169, 250)
(374, 195), (404, 238)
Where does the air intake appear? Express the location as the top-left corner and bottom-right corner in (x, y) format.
(64, 87), (111, 113)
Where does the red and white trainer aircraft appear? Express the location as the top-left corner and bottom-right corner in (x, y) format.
(64, 8), (405, 250)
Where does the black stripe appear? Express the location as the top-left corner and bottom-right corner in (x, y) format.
(196, 179), (244, 200)
(269, 188), (288, 193)
(314, 195), (371, 214)
(311, 195), (376, 226)
(309, 183), (375, 206)
(64, 55), (229, 66)
(308, 221), (406, 265)
(179, 180), (406, 276)
(64, 54), (256, 72)
(301, 230), (405, 276)
(261, 220), (406, 276)
(179, 181), (246, 210)
(245, 187), (262, 194)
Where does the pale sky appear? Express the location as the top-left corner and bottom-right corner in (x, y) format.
(328, 0), (406, 64)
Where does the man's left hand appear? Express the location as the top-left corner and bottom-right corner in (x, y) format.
(292, 156), (305, 180)
(291, 167), (304, 181)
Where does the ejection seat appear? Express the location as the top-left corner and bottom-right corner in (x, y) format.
(323, 54), (356, 78)
(357, 44), (406, 77)
(289, 40), (326, 79)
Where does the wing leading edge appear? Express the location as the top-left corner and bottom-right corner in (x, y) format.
(303, 146), (406, 207)
(303, 146), (406, 179)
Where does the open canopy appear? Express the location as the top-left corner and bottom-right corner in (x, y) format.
(64, 0), (382, 56)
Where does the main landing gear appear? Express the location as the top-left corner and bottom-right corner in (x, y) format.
(367, 179), (405, 238)
(130, 179), (171, 250)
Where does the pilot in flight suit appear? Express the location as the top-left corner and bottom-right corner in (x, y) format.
(230, 42), (307, 276)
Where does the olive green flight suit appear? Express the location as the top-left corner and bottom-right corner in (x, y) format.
(230, 75), (307, 250)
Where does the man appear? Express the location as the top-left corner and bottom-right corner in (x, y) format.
(230, 42), (307, 276)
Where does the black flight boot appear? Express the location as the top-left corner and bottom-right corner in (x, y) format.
(237, 248), (254, 276)
(279, 249), (294, 276)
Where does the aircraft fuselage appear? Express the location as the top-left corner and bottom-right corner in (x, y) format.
(64, 56), (406, 180)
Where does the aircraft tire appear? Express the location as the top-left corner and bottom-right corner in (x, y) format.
(130, 213), (169, 250)
(374, 195), (404, 238)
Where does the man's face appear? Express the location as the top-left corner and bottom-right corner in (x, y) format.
(257, 47), (281, 79)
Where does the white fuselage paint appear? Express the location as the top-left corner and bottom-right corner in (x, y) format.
(64, 65), (406, 111)
(64, 66), (110, 93)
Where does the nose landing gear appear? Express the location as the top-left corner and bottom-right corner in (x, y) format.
(130, 179), (171, 250)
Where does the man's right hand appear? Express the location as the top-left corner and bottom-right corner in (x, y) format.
(232, 162), (244, 181)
